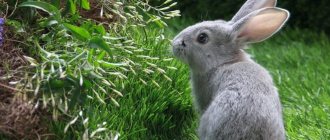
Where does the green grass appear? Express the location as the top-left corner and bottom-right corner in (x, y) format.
(250, 29), (330, 139)
(47, 25), (198, 139)
(35, 22), (330, 139)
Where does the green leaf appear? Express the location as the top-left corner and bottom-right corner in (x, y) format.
(64, 23), (91, 41)
(68, 0), (77, 15)
(82, 79), (92, 89)
(81, 0), (90, 10)
(97, 51), (106, 60)
(49, 79), (65, 89)
(19, 1), (61, 18)
(87, 48), (95, 63)
(95, 25), (106, 35)
(97, 60), (128, 68)
(89, 37), (113, 57)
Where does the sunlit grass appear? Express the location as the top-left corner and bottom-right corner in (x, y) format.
(47, 26), (198, 139)
(250, 29), (330, 139)
(47, 26), (330, 139)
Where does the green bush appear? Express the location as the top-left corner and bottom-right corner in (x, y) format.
(171, 0), (330, 34)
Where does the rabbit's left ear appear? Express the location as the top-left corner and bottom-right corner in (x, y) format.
(231, 0), (277, 23)
(232, 8), (290, 44)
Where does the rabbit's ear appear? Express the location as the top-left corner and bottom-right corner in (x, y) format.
(232, 8), (289, 43)
(231, 0), (277, 22)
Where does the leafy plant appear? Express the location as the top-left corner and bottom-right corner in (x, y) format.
(4, 0), (180, 138)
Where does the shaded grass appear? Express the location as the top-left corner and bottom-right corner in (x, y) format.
(40, 24), (330, 139)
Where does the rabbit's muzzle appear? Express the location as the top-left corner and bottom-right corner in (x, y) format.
(172, 38), (187, 58)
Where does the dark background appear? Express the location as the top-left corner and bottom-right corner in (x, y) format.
(155, 0), (330, 35)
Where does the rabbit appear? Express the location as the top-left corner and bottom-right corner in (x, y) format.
(171, 0), (290, 140)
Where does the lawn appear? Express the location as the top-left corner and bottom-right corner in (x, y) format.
(249, 29), (330, 139)
(49, 25), (330, 139)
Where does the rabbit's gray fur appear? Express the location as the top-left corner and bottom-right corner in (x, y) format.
(172, 0), (289, 140)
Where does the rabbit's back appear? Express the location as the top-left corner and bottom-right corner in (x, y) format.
(197, 61), (285, 140)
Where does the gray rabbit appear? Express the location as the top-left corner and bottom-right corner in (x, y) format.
(172, 0), (290, 140)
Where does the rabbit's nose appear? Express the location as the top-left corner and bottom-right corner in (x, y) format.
(172, 38), (181, 47)
(172, 38), (186, 48)
(181, 40), (186, 47)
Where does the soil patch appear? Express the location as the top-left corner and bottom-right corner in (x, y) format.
(0, 23), (51, 140)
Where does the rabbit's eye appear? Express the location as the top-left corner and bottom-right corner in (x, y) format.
(197, 33), (209, 44)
